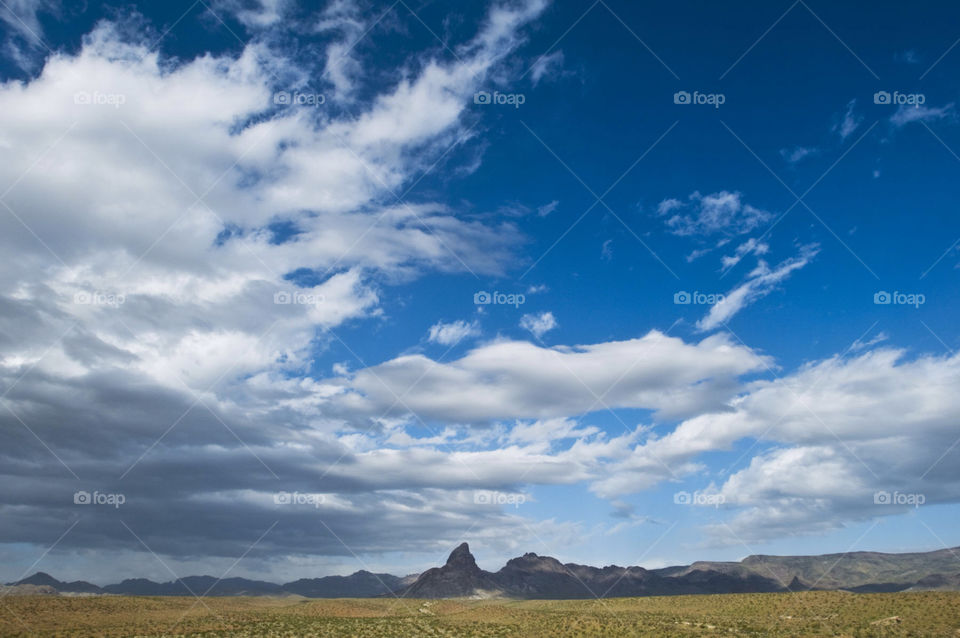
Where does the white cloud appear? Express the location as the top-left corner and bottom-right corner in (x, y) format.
(520, 311), (557, 338)
(849, 330), (889, 352)
(601, 239), (613, 261)
(657, 191), (772, 237)
(0, 0), (559, 572)
(720, 237), (769, 274)
(697, 244), (819, 331)
(834, 99), (862, 140)
(217, 0), (290, 27)
(330, 331), (770, 423)
(890, 102), (955, 127)
(0, 0), (60, 70)
(314, 0), (371, 101)
(427, 319), (481, 345)
(537, 200), (559, 217)
(685, 247), (712, 262)
(529, 50), (564, 86)
(780, 146), (816, 164)
(0, 0), (551, 390)
(598, 347), (960, 541)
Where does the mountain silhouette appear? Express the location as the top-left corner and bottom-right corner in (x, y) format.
(402, 543), (504, 598)
(8, 544), (960, 599)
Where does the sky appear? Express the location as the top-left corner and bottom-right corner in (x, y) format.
(0, 0), (959, 586)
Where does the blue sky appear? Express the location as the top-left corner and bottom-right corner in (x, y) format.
(1, 0), (959, 583)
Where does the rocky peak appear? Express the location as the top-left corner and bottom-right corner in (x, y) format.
(446, 542), (479, 570)
(502, 553), (565, 573)
(402, 542), (502, 598)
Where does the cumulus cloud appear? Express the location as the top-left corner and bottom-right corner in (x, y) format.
(520, 311), (557, 338)
(697, 244), (819, 331)
(328, 331), (770, 424)
(427, 319), (481, 345)
(597, 347), (960, 542)
(4, 0), (953, 583)
(0, 0), (559, 580)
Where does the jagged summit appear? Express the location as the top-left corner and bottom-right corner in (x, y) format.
(402, 542), (503, 598)
(446, 543), (479, 569)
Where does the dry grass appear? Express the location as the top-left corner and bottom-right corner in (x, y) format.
(1, 590), (958, 637)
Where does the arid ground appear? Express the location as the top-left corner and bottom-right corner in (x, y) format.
(1, 591), (959, 637)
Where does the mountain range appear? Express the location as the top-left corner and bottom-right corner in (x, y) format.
(6, 543), (960, 599)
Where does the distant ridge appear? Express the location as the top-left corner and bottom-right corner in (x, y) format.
(8, 544), (960, 599)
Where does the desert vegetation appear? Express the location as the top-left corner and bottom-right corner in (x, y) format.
(1, 591), (959, 637)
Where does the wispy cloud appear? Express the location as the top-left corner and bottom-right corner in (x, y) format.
(537, 200), (559, 217)
(427, 319), (481, 345)
(657, 191), (772, 237)
(697, 244), (820, 331)
(720, 237), (769, 274)
(850, 331), (889, 352)
(833, 99), (863, 140)
(530, 50), (564, 86)
(780, 146), (817, 164)
(601, 239), (613, 261)
(890, 102), (955, 127)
